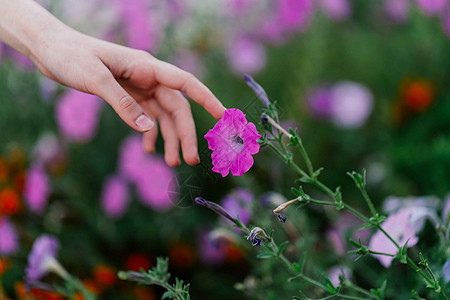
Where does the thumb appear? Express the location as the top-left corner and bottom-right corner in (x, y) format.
(93, 71), (154, 132)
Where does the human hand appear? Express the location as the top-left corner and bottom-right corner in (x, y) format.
(31, 25), (225, 167)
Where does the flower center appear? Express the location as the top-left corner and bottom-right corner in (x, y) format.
(232, 134), (244, 145)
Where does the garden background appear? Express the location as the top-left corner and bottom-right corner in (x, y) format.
(0, 0), (449, 299)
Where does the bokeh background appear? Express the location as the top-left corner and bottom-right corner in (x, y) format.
(0, 0), (449, 299)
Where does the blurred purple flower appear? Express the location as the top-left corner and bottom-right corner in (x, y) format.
(101, 175), (130, 219)
(164, 0), (187, 20)
(328, 265), (351, 287)
(326, 211), (370, 255)
(135, 158), (176, 211)
(260, 17), (290, 44)
(171, 50), (203, 79)
(443, 260), (450, 283)
(118, 135), (177, 211)
(33, 134), (67, 173)
(197, 229), (227, 265)
(24, 164), (50, 215)
(320, 0), (352, 21)
(0, 218), (19, 256)
(306, 86), (334, 118)
(221, 189), (253, 226)
(227, 36), (266, 75)
(383, 195), (440, 214)
(443, 13), (450, 38)
(416, 0), (449, 16)
(225, 0), (255, 16)
(195, 197), (237, 225)
(9, 49), (35, 70)
(56, 89), (102, 143)
(330, 81), (373, 128)
(244, 74), (270, 108)
(119, 135), (148, 183)
(368, 208), (419, 267)
(384, 0), (410, 23)
(204, 108), (261, 177)
(278, 0), (314, 31)
(0, 42), (3, 63)
(26, 235), (66, 283)
(118, 0), (161, 51)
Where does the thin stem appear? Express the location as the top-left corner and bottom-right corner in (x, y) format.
(359, 187), (377, 217)
(376, 226), (400, 249)
(296, 139), (314, 177)
(344, 281), (378, 299)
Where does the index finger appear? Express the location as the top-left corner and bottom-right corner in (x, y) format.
(153, 60), (225, 119)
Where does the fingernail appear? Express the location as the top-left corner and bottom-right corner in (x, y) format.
(136, 115), (154, 131)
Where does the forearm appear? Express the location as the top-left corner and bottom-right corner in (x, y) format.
(0, 0), (64, 61)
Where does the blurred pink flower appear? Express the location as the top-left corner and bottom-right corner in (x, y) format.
(306, 86), (334, 118)
(56, 89), (102, 143)
(368, 208), (419, 267)
(328, 265), (351, 287)
(416, 0), (449, 16)
(0, 218), (19, 255)
(171, 50), (203, 79)
(118, 135), (177, 211)
(443, 13), (450, 38)
(0, 42), (3, 62)
(9, 49), (35, 70)
(204, 108), (261, 177)
(227, 36), (266, 75)
(119, 135), (148, 183)
(278, 0), (314, 31)
(134, 158), (176, 211)
(330, 81), (373, 128)
(384, 0), (410, 23)
(225, 0), (256, 16)
(221, 188), (253, 226)
(197, 229), (228, 265)
(118, 0), (161, 51)
(24, 164), (50, 215)
(326, 211), (370, 255)
(320, 0), (352, 21)
(33, 134), (67, 173)
(101, 175), (130, 219)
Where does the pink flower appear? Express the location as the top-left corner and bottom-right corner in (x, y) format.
(56, 89), (102, 143)
(384, 0), (410, 23)
(368, 208), (419, 267)
(101, 176), (130, 219)
(9, 49), (35, 70)
(204, 108), (261, 177)
(118, 0), (161, 51)
(0, 218), (19, 255)
(320, 0), (352, 21)
(330, 81), (373, 128)
(24, 164), (50, 215)
(443, 13), (450, 38)
(227, 36), (267, 75)
(118, 135), (177, 211)
(278, 0), (314, 31)
(221, 188), (253, 226)
(416, 0), (449, 16)
(197, 229), (228, 265)
(134, 158), (176, 211)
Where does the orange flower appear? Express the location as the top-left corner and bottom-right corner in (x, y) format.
(82, 279), (100, 295)
(71, 292), (85, 300)
(93, 264), (117, 286)
(0, 188), (21, 215)
(225, 244), (245, 263)
(401, 79), (435, 112)
(0, 257), (10, 275)
(125, 253), (151, 272)
(168, 242), (195, 269)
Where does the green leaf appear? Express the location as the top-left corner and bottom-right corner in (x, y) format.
(334, 186), (344, 210)
(257, 252), (275, 259)
(322, 277), (336, 294)
(162, 291), (175, 299)
(399, 239), (409, 264)
(356, 221), (375, 230)
(277, 241), (289, 256)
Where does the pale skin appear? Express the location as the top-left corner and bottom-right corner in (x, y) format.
(0, 0), (226, 167)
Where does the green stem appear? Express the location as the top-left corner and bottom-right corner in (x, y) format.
(359, 187), (377, 217)
(344, 281), (378, 299)
(296, 139), (314, 176)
